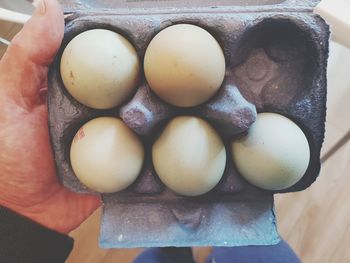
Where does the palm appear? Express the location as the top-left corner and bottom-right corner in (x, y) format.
(0, 0), (100, 234)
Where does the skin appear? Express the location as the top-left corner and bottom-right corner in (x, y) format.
(0, 0), (101, 234)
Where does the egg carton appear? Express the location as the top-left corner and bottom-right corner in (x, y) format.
(48, 0), (329, 248)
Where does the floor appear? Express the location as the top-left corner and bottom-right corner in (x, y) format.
(1, 20), (350, 263)
(274, 42), (350, 263)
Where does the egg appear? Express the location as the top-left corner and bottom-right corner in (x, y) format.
(231, 113), (310, 191)
(70, 117), (144, 193)
(60, 29), (140, 109)
(152, 116), (226, 196)
(144, 24), (226, 107)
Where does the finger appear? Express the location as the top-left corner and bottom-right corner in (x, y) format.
(0, 0), (64, 107)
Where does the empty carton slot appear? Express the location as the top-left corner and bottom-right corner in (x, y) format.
(233, 18), (318, 111)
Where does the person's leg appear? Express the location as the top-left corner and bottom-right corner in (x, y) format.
(133, 247), (195, 263)
(205, 240), (301, 263)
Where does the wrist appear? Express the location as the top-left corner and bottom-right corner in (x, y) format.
(0, 186), (101, 234)
(1, 197), (70, 234)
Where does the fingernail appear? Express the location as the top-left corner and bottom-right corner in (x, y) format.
(34, 0), (47, 15)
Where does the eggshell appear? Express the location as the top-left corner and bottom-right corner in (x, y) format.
(152, 116), (226, 196)
(70, 117), (144, 193)
(60, 29), (140, 109)
(144, 24), (226, 107)
(231, 113), (310, 191)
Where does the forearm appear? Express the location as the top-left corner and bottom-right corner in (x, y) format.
(0, 206), (73, 263)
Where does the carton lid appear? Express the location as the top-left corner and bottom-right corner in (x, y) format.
(59, 0), (319, 13)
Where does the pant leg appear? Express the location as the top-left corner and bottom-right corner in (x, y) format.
(205, 240), (301, 263)
(133, 247), (195, 263)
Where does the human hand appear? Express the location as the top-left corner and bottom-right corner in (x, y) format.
(0, 0), (101, 234)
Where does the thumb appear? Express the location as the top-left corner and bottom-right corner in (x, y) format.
(4, 0), (64, 66)
(0, 0), (64, 107)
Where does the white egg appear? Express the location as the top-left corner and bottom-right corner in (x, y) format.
(144, 24), (226, 107)
(231, 113), (310, 191)
(70, 117), (144, 193)
(152, 116), (226, 196)
(60, 29), (140, 109)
